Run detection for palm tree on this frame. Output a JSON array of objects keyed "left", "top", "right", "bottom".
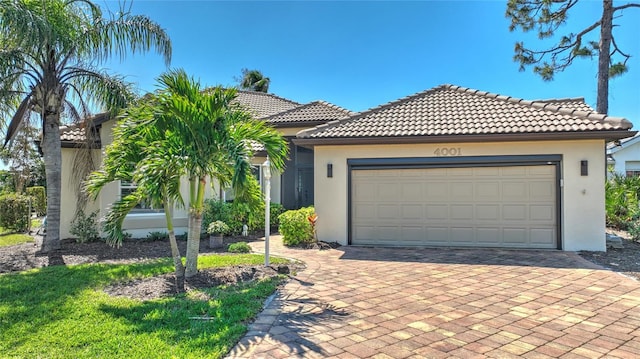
[
  {"left": 239, "top": 68, "right": 270, "bottom": 93},
  {"left": 86, "top": 101, "right": 187, "bottom": 290},
  {"left": 88, "top": 69, "right": 289, "bottom": 278},
  {"left": 0, "top": 0, "right": 171, "bottom": 253}
]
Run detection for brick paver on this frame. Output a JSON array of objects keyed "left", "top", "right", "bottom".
[{"left": 226, "top": 236, "right": 640, "bottom": 358}]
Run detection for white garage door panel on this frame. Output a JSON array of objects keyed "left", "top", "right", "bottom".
[{"left": 351, "top": 165, "right": 557, "bottom": 248}]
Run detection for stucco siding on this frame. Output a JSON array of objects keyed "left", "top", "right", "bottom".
[
  {"left": 60, "top": 147, "right": 101, "bottom": 238},
  {"left": 314, "top": 139, "right": 606, "bottom": 251},
  {"left": 610, "top": 141, "right": 640, "bottom": 175}
]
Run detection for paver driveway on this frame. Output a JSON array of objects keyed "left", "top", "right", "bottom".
[{"left": 227, "top": 236, "right": 640, "bottom": 358}]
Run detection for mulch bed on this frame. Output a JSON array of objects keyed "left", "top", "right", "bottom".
[
  {"left": 578, "top": 229, "right": 640, "bottom": 281},
  {"left": 0, "top": 235, "right": 304, "bottom": 300}
]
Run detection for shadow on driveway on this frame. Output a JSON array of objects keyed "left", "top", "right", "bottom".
[{"left": 336, "top": 245, "right": 603, "bottom": 270}]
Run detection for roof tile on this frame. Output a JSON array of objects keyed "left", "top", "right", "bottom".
[{"left": 298, "top": 84, "right": 632, "bottom": 139}]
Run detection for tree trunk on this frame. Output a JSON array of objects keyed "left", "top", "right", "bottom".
[
  {"left": 40, "top": 110, "right": 62, "bottom": 253},
  {"left": 597, "top": 0, "right": 613, "bottom": 115},
  {"left": 169, "top": 230, "right": 185, "bottom": 292},
  {"left": 185, "top": 177, "right": 206, "bottom": 277}
]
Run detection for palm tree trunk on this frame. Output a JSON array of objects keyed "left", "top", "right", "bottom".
[
  {"left": 165, "top": 203, "right": 185, "bottom": 292},
  {"left": 597, "top": 0, "right": 613, "bottom": 115},
  {"left": 40, "top": 111, "right": 62, "bottom": 253},
  {"left": 185, "top": 177, "right": 206, "bottom": 277}
]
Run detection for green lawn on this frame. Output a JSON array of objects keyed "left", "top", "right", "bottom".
[
  {"left": 0, "top": 254, "right": 288, "bottom": 358},
  {"left": 0, "top": 219, "right": 43, "bottom": 247}
]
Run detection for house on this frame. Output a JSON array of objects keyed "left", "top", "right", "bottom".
[
  {"left": 606, "top": 133, "right": 640, "bottom": 176},
  {"left": 295, "top": 84, "right": 635, "bottom": 251},
  {"left": 58, "top": 90, "right": 352, "bottom": 239}
]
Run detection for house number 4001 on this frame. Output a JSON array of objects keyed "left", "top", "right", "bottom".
[{"left": 434, "top": 147, "right": 462, "bottom": 156}]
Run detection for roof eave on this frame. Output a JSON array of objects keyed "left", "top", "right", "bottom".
[{"left": 294, "top": 131, "right": 637, "bottom": 148}]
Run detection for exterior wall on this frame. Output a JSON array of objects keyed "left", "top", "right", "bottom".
[
  {"left": 60, "top": 122, "right": 305, "bottom": 239},
  {"left": 278, "top": 127, "right": 309, "bottom": 137},
  {"left": 313, "top": 139, "right": 606, "bottom": 251},
  {"left": 59, "top": 147, "right": 101, "bottom": 238},
  {"left": 609, "top": 140, "right": 640, "bottom": 175}
]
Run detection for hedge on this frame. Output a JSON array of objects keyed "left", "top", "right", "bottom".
[{"left": 0, "top": 193, "right": 30, "bottom": 232}]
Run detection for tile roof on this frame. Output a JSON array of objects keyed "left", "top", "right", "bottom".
[
  {"left": 297, "top": 84, "right": 633, "bottom": 140},
  {"left": 233, "top": 90, "right": 301, "bottom": 119},
  {"left": 58, "top": 113, "right": 108, "bottom": 146},
  {"left": 262, "top": 100, "right": 354, "bottom": 126},
  {"left": 530, "top": 98, "right": 595, "bottom": 112}
]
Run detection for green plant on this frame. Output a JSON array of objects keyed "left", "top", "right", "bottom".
[
  {"left": 0, "top": 254, "right": 288, "bottom": 358},
  {"left": 146, "top": 231, "right": 169, "bottom": 241},
  {"left": 202, "top": 200, "right": 244, "bottom": 235},
  {"left": 69, "top": 210, "right": 100, "bottom": 243},
  {"left": 207, "top": 220, "right": 230, "bottom": 235},
  {"left": 26, "top": 186, "right": 46, "bottom": 216},
  {"left": 0, "top": 193, "right": 30, "bottom": 232},
  {"left": 278, "top": 206, "right": 315, "bottom": 246},
  {"left": 605, "top": 174, "right": 640, "bottom": 229},
  {"left": 227, "top": 241, "right": 251, "bottom": 253}
]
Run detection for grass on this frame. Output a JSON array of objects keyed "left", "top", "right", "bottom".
[
  {"left": 0, "top": 232, "right": 34, "bottom": 247},
  {"left": 0, "top": 218, "right": 43, "bottom": 247},
  {"left": 0, "top": 253, "right": 289, "bottom": 358}
]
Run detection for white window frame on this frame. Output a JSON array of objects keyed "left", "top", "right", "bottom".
[{"left": 119, "top": 180, "right": 165, "bottom": 213}]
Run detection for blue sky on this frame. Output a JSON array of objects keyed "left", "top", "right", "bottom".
[{"left": 102, "top": 0, "right": 640, "bottom": 126}]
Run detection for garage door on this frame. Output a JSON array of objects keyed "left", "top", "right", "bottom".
[{"left": 351, "top": 165, "right": 557, "bottom": 249}]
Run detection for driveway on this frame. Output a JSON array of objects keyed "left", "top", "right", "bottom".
[{"left": 227, "top": 236, "right": 640, "bottom": 358}]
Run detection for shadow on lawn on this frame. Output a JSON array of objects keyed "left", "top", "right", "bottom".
[
  {"left": 97, "top": 277, "right": 282, "bottom": 357},
  {"left": 0, "top": 259, "right": 171, "bottom": 354}
]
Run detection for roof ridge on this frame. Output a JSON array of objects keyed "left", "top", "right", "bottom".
[
  {"left": 311, "top": 100, "right": 356, "bottom": 115},
  {"left": 261, "top": 102, "right": 315, "bottom": 121},
  {"left": 447, "top": 84, "right": 632, "bottom": 129},
  {"left": 235, "top": 89, "right": 301, "bottom": 106},
  {"left": 532, "top": 97, "right": 586, "bottom": 103},
  {"left": 298, "top": 85, "right": 448, "bottom": 138}
]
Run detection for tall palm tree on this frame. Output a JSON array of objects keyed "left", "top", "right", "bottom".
[
  {"left": 0, "top": 0, "right": 171, "bottom": 253},
  {"left": 239, "top": 68, "right": 270, "bottom": 93},
  {"left": 88, "top": 69, "right": 289, "bottom": 278}
]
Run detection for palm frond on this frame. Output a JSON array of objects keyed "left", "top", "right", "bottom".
[
  {"left": 84, "top": 12, "right": 171, "bottom": 65},
  {"left": 102, "top": 192, "right": 142, "bottom": 247},
  {"left": 3, "top": 94, "right": 33, "bottom": 148}
]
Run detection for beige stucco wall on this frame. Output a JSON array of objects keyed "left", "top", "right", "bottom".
[
  {"left": 280, "top": 127, "right": 309, "bottom": 137},
  {"left": 313, "top": 139, "right": 606, "bottom": 251},
  {"left": 59, "top": 147, "right": 101, "bottom": 238}
]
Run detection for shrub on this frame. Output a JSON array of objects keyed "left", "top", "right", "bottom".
[
  {"left": 202, "top": 199, "right": 282, "bottom": 235},
  {"left": 207, "top": 220, "right": 230, "bottom": 235},
  {"left": 26, "top": 186, "right": 46, "bottom": 216},
  {"left": 250, "top": 203, "right": 286, "bottom": 232},
  {"left": 278, "top": 206, "right": 315, "bottom": 246},
  {"left": 605, "top": 174, "right": 640, "bottom": 229},
  {"left": 0, "top": 193, "right": 30, "bottom": 232},
  {"left": 146, "top": 231, "right": 169, "bottom": 241},
  {"left": 70, "top": 210, "right": 100, "bottom": 243},
  {"left": 227, "top": 241, "right": 251, "bottom": 253},
  {"left": 202, "top": 199, "right": 243, "bottom": 235}
]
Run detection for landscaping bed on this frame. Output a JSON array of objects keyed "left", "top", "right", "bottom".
[{"left": 579, "top": 229, "right": 640, "bottom": 281}]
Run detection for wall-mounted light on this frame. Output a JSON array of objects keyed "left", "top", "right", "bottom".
[
  {"left": 581, "top": 160, "right": 588, "bottom": 176},
  {"left": 327, "top": 163, "right": 333, "bottom": 178}
]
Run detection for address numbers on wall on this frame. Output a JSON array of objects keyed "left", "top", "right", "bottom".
[{"left": 433, "top": 147, "right": 462, "bottom": 156}]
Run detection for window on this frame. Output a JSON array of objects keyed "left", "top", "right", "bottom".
[
  {"left": 120, "top": 181, "right": 164, "bottom": 213},
  {"left": 625, "top": 161, "right": 640, "bottom": 177}
]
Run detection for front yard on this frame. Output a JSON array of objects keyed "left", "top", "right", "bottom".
[{"left": 0, "top": 238, "right": 294, "bottom": 359}]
